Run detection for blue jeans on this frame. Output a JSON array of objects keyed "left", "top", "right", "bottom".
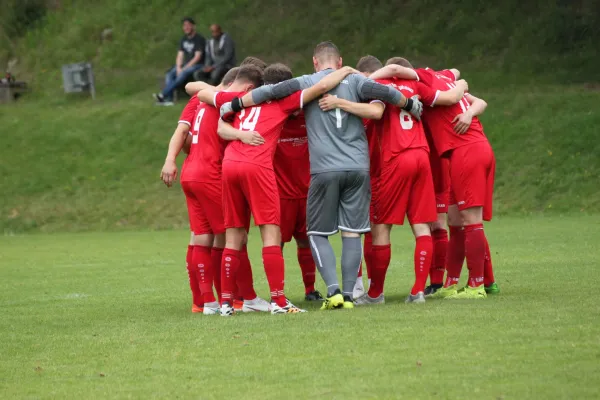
[{"left": 162, "top": 64, "right": 203, "bottom": 100}]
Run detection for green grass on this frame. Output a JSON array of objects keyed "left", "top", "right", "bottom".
[{"left": 1, "top": 216, "right": 600, "bottom": 399}]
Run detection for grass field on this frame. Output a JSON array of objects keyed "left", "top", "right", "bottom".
[{"left": 2, "top": 215, "right": 599, "bottom": 399}]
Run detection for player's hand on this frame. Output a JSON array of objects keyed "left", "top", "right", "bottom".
[
  {"left": 238, "top": 130, "right": 265, "bottom": 146},
  {"left": 160, "top": 160, "right": 178, "bottom": 187},
  {"left": 405, "top": 95, "right": 423, "bottom": 121},
  {"left": 220, "top": 102, "right": 235, "bottom": 122},
  {"left": 342, "top": 66, "right": 360, "bottom": 76},
  {"left": 318, "top": 94, "right": 341, "bottom": 111},
  {"left": 452, "top": 112, "right": 473, "bottom": 134},
  {"left": 455, "top": 79, "right": 469, "bottom": 92}
]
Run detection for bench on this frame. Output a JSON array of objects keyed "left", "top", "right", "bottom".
[{"left": 0, "top": 81, "right": 28, "bottom": 103}]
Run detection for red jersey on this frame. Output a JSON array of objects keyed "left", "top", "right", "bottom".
[
  {"left": 218, "top": 91, "right": 303, "bottom": 170},
  {"left": 373, "top": 78, "right": 437, "bottom": 162},
  {"left": 364, "top": 117, "right": 381, "bottom": 178},
  {"left": 178, "top": 96, "right": 199, "bottom": 127},
  {"left": 416, "top": 68, "right": 488, "bottom": 156},
  {"left": 274, "top": 112, "right": 310, "bottom": 199},
  {"left": 181, "top": 92, "right": 241, "bottom": 183}
]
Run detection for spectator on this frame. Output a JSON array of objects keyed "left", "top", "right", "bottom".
[
  {"left": 193, "top": 24, "right": 236, "bottom": 85},
  {"left": 154, "top": 17, "right": 205, "bottom": 105}
]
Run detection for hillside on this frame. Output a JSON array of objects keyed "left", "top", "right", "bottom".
[{"left": 0, "top": 0, "right": 599, "bottom": 233}]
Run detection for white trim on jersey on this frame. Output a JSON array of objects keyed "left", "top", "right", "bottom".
[
  {"left": 307, "top": 229, "right": 339, "bottom": 236},
  {"left": 338, "top": 226, "right": 371, "bottom": 233},
  {"left": 300, "top": 90, "right": 305, "bottom": 109},
  {"left": 178, "top": 120, "right": 191, "bottom": 126},
  {"left": 212, "top": 92, "right": 219, "bottom": 107},
  {"left": 431, "top": 90, "right": 441, "bottom": 107}
]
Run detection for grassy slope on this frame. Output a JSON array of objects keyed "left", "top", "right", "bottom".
[
  {"left": 1, "top": 0, "right": 599, "bottom": 233},
  {"left": 1, "top": 216, "right": 600, "bottom": 399}
]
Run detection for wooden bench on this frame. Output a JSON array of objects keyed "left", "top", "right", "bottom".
[{"left": 0, "top": 81, "right": 28, "bottom": 103}]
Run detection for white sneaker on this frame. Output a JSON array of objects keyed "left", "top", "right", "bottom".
[
  {"left": 220, "top": 303, "right": 234, "bottom": 317},
  {"left": 353, "top": 277, "right": 365, "bottom": 299},
  {"left": 405, "top": 292, "right": 426, "bottom": 304},
  {"left": 353, "top": 293, "right": 385, "bottom": 306},
  {"left": 242, "top": 297, "right": 272, "bottom": 313},
  {"left": 203, "top": 301, "right": 220, "bottom": 315},
  {"left": 271, "top": 299, "right": 307, "bottom": 314}
]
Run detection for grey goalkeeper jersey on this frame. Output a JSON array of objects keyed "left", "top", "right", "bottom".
[{"left": 294, "top": 69, "right": 373, "bottom": 174}]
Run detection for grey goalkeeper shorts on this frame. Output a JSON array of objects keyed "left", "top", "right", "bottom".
[{"left": 307, "top": 170, "right": 371, "bottom": 236}]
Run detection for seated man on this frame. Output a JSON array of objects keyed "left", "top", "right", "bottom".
[
  {"left": 193, "top": 24, "right": 236, "bottom": 85},
  {"left": 154, "top": 17, "right": 205, "bottom": 105}
]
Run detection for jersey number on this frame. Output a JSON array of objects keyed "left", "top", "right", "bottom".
[
  {"left": 238, "top": 107, "right": 262, "bottom": 131},
  {"left": 446, "top": 82, "right": 470, "bottom": 113},
  {"left": 192, "top": 108, "right": 206, "bottom": 144},
  {"left": 399, "top": 110, "right": 414, "bottom": 130},
  {"left": 333, "top": 95, "right": 343, "bottom": 128}
]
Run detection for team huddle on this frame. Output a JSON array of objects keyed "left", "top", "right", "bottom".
[{"left": 160, "top": 41, "right": 499, "bottom": 316}]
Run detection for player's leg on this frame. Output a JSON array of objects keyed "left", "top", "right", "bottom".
[
  {"left": 307, "top": 172, "right": 343, "bottom": 310},
  {"left": 447, "top": 142, "right": 494, "bottom": 299},
  {"left": 405, "top": 151, "right": 438, "bottom": 303},
  {"left": 426, "top": 213, "right": 448, "bottom": 295},
  {"left": 338, "top": 170, "right": 372, "bottom": 307},
  {"left": 483, "top": 153, "right": 499, "bottom": 294},
  {"left": 219, "top": 161, "right": 250, "bottom": 315},
  {"left": 181, "top": 182, "right": 207, "bottom": 312},
  {"left": 356, "top": 222, "right": 391, "bottom": 305},
  {"left": 246, "top": 164, "right": 304, "bottom": 314},
  {"left": 294, "top": 198, "right": 322, "bottom": 301}
]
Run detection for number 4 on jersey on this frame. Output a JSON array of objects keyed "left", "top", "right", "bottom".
[
  {"left": 238, "top": 107, "right": 261, "bottom": 131},
  {"left": 192, "top": 108, "right": 206, "bottom": 144}
]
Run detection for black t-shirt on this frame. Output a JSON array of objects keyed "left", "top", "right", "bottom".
[{"left": 179, "top": 33, "right": 206, "bottom": 65}]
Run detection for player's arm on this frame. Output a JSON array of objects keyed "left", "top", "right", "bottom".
[
  {"left": 452, "top": 93, "right": 487, "bottom": 134},
  {"left": 432, "top": 79, "right": 469, "bottom": 106},
  {"left": 160, "top": 123, "right": 189, "bottom": 187},
  {"left": 299, "top": 66, "right": 360, "bottom": 104},
  {"left": 355, "top": 75, "right": 422, "bottom": 120},
  {"left": 368, "top": 65, "right": 418, "bottom": 81},
  {"left": 217, "top": 119, "right": 265, "bottom": 146},
  {"left": 318, "top": 95, "right": 385, "bottom": 120},
  {"left": 185, "top": 81, "right": 216, "bottom": 97},
  {"left": 182, "top": 133, "right": 192, "bottom": 154}
]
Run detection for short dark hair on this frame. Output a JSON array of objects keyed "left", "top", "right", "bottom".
[
  {"left": 385, "top": 57, "right": 413, "bottom": 68},
  {"left": 181, "top": 17, "right": 195, "bottom": 25},
  {"left": 240, "top": 56, "right": 268, "bottom": 72},
  {"left": 356, "top": 55, "right": 383, "bottom": 74},
  {"left": 313, "top": 41, "right": 341, "bottom": 63},
  {"left": 263, "top": 63, "right": 293, "bottom": 85},
  {"left": 221, "top": 67, "right": 239, "bottom": 86},
  {"left": 235, "top": 64, "right": 264, "bottom": 88}
]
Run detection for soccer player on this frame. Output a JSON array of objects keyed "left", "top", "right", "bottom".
[
  {"left": 275, "top": 111, "right": 323, "bottom": 301},
  {"left": 223, "top": 42, "right": 424, "bottom": 309},
  {"left": 239, "top": 56, "right": 268, "bottom": 71},
  {"left": 372, "top": 60, "right": 497, "bottom": 299},
  {"left": 209, "top": 63, "right": 356, "bottom": 315},
  {"left": 321, "top": 55, "right": 467, "bottom": 303}
]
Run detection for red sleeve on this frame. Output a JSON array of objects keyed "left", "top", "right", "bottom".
[
  {"left": 278, "top": 90, "right": 303, "bottom": 114},
  {"left": 437, "top": 69, "right": 457, "bottom": 82},
  {"left": 214, "top": 91, "right": 245, "bottom": 108},
  {"left": 178, "top": 96, "right": 199, "bottom": 126},
  {"left": 415, "top": 82, "right": 439, "bottom": 107},
  {"left": 415, "top": 68, "right": 436, "bottom": 87}
]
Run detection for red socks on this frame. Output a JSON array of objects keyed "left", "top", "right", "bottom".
[
  {"left": 262, "top": 246, "right": 287, "bottom": 307},
  {"left": 220, "top": 248, "right": 240, "bottom": 305},
  {"left": 483, "top": 236, "right": 495, "bottom": 286},
  {"left": 412, "top": 236, "right": 433, "bottom": 295},
  {"left": 367, "top": 244, "right": 391, "bottom": 298},
  {"left": 430, "top": 229, "right": 448, "bottom": 286},
  {"left": 186, "top": 245, "right": 203, "bottom": 307},
  {"left": 237, "top": 246, "right": 257, "bottom": 300},
  {"left": 297, "top": 247, "right": 316, "bottom": 294},
  {"left": 464, "top": 224, "right": 485, "bottom": 287},
  {"left": 211, "top": 247, "right": 224, "bottom": 302},
  {"left": 444, "top": 226, "right": 465, "bottom": 287},
  {"left": 193, "top": 245, "right": 216, "bottom": 303},
  {"left": 363, "top": 232, "right": 373, "bottom": 280}
]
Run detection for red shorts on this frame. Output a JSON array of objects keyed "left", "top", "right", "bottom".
[
  {"left": 429, "top": 150, "right": 451, "bottom": 214},
  {"left": 373, "top": 148, "right": 437, "bottom": 225},
  {"left": 449, "top": 141, "right": 495, "bottom": 221},
  {"left": 181, "top": 181, "right": 225, "bottom": 235},
  {"left": 222, "top": 161, "right": 280, "bottom": 228},
  {"left": 280, "top": 198, "right": 308, "bottom": 243}
]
